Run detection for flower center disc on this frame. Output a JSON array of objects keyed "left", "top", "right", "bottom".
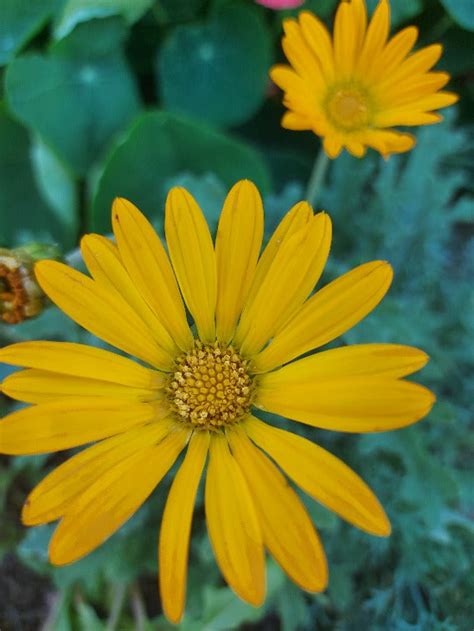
[
  {"left": 326, "top": 87, "right": 371, "bottom": 132},
  {"left": 167, "top": 342, "right": 254, "bottom": 430}
]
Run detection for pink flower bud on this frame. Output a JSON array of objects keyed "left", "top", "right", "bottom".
[{"left": 255, "top": 0, "right": 304, "bottom": 9}]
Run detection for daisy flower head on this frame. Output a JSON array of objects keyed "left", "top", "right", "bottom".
[
  {"left": 271, "top": 0, "right": 458, "bottom": 158},
  {"left": 0, "top": 181, "right": 435, "bottom": 622}
]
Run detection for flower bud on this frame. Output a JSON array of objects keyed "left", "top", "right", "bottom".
[{"left": 0, "top": 244, "right": 59, "bottom": 324}]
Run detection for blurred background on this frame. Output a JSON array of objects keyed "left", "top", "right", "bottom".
[{"left": 0, "top": 0, "right": 473, "bottom": 629}]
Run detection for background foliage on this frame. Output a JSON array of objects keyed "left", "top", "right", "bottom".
[{"left": 0, "top": 0, "right": 473, "bottom": 629}]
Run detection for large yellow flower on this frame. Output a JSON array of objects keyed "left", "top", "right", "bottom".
[
  {"left": 271, "top": 0, "right": 458, "bottom": 158},
  {"left": 0, "top": 181, "right": 434, "bottom": 622}
]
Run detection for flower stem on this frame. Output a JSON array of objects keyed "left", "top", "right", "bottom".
[
  {"left": 130, "top": 582, "right": 147, "bottom": 631},
  {"left": 305, "top": 148, "right": 330, "bottom": 207},
  {"left": 106, "top": 582, "right": 127, "bottom": 631}
]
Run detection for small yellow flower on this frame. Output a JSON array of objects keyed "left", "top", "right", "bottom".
[
  {"left": 271, "top": 0, "right": 458, "bottom": 158},
  {"left": 0, "top": 181, "right": 434, "bottom": 622}
]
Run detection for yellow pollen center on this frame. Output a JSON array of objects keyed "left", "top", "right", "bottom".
[
  {"left": 167, "top": 342, "right": 254, "bottom": 430},
  {"left": 326, "top": 87, "right": 371, "bottom": 132}
]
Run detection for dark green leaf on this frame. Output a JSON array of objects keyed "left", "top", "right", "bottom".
[
  {"left": 0, "top": 104, "right": 74, "bottom": 247},
  {"left": 54, "top": 0, "right": 154, "bottom": 40},
  {"left": 91, "top": 110, "right": 271, "bottom": 232},
  {"left": 158, "top": 5, "right": 272, "bottom": 126},
  {"left": 439, "top": 0, "right": 474, "bottom": 31},
  {"left": 0, "top": 0, "right": 56, "bottom": 66},
  {"left": 5, "top": 18, "right": 140, "bottom": 176}
]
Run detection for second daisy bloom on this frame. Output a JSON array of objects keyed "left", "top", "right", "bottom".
[{"left": 271, "top": 0, "right": 458, "bottom": 158}]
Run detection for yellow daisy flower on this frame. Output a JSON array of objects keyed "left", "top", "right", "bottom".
[
  {"left": 0, "top": 181, "right": 434, "bottom": 622},
  {"left": 271, "top": 0, "right": 458, "bottom": 158}
]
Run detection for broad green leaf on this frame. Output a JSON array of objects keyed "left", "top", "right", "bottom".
[
  {"left": 439, "top": 0, "right": 474, "bottom": 31},
  {"left": 0, "top": 105, "right": 73, "bottom": 247},
  {"left": 54, "top": 0, "right": 154, "bottom": 39},
  {"left": 158, "top": 5, "right": 272, "bottom": 126},
  {"left": 91, "top": 111, "right": 271, "bottom": 232},
  {"left": 5, "top": 18, "right": 140, "bottom": 176},
  {"left": 0, "top": 0, "right": 56, "bottom": 66}
]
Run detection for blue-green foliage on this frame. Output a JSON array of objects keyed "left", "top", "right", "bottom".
[{"left": 0, "top": 0, "right": 472, "bottom": 629}]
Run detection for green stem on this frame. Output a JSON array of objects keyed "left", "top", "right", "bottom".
[
  {"left": 130, "top": 583, "right": 147, "bottom": 631},
  {"left": 106, "top": 583, "right": 127, "bottom": 631},
  {"left": 305, "top": 148, "right": 330, "bottom": 207}
]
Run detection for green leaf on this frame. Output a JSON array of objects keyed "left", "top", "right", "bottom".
[
  {"left": 31, "top": 136, "right": 78, "bottom": 237},
  {"left": 5, "top": 18, "right": 140, "bottom": 176},
  {"left": 439, "top": 0, "right": 474, "bottom": 31},
  {"left": 439, "top": 27, "right": 474, "bottom": 75},
  {"left": 158, "top": 5, "right": 272, "bottom": 126},
  {"left": 91, "top": 110, "right": 271, "bottom": 233},
  {"left": 54, "top": 0, "right": 154, "bottom": 40},
  {"left": 0, "top": 104, "right": 73, "bottom": 247},
  {"left": 275, "top": 582, "right": 311, "bottom": 631},
  {"left": 75, "top": 600, "right": 107, "bottom": 631},
  {"left": 0, "top": 0, "right": 56, "bottom": 66}
]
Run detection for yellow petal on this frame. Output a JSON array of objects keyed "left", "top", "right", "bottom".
[
  {"left": 360, "top": 129, "right": 416, "bottom": 157},
  {"left": 81, "top": 234, "right": 177, "bottom": 354},
  {"left": 165, "top": 188, "right": 217, "bottom": 343},
  {"left": 282, "top": 20, "right": 325, "bottom": 90},
  {"left": 357, "top": 0, "right": 390, "bottom": 76},
  {"left": 112, "top": 198, "right": 193, "bottom": 351},
  {"left": 205, "top": 433, "right": 265, "bottom": 606},
  {"left": 22, "top": 421, "right": 171, "bottom": 526},
  {"left": 333, "top": 1, "right": 356, "bottom": 79},
  {"left": 376, "top": 111, "right": 443, "bottom": 128},
  {"left": 391, "top": 91, "right": 458, "bottom": 113},
  {"left": 350, "top": 0, "right": 368, "bottom": 54},
  {"left": 380, "top": 72, "right": 451, "bottom": 108},
  {"left": 0, "top": 398, "right": 163, "bottom": 455},
  {"left": 372, "top": 25, "right": 418, "bottom": 80},
  {"left": 245, "top": 417, "right": 391, "bottom": 536},
  {"left": 49, "top": 427, "right": 188, "bottom": 565},
  {"left": 298, "top": 11, "right": 335, "bottom": 81},
  {"left": 270, "top": 65, "right": 314, "bottom": 103},
  {"left": 263, "top": 344, "right": 429, "bottom": 385},
  {"left": 0, "top": 341, "right": 161, "bottom": 389},
  {"left": 253, "top": 261, "right": 393, "bottom": 372},
  {"left": 380, "top": 44, "right": 443, "bottom": 89},
  {"left": 281, "top": 111, "right": 312, "bottom": 130},
  {"left": 35, "top": 261, "right": 173, "bottom": 370},
  {"left": 1, "top": 368, "right": 164, "bottom": 404},
  {"left": 255, "top": 376, "right": 435, "bottom": 432},
  {"left": 227, "top": 426, "right": 327, "bottom": 592},
  {"left": 235, "top": 213, "right": 331, "bottom": 357},
  {"left": 215, "top": 181, "right": 264, "bottom": 344},
  {"left": 159, "top": 430, "right": 210, "bottom": 623},
  {"left": 323, "top": 135, "right": 343, "bottom": 158},
  {"left": 243, "top": 200, "right": 312, "bottom": 310}
]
